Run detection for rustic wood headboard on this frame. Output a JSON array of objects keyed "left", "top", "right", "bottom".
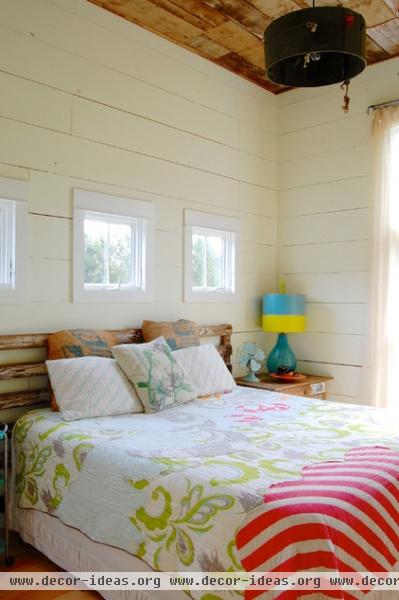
[{"left": 0, "top": 324, "right": 232, "bottom": 411}]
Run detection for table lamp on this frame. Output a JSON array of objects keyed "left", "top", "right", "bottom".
[{"left": 262, "top": 289, "right": 306, "bottom": 373}]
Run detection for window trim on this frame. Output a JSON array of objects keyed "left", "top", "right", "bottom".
[
  {"left": 0, "top": 177, "right": 28, "bottom": 305},
  {"left": 184, "top": 209, "right": 240, "bottom": 303},
  {"left": 73, "top": 189, "right": 154, "bottom": 303}
]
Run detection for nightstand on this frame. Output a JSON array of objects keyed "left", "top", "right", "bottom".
[{"left": 235, "top": 374, "right": 333, "bottom": 400}]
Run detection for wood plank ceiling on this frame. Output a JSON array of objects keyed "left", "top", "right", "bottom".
[{"left": 88, "top": 0, "right": 399, "bottom": 93}]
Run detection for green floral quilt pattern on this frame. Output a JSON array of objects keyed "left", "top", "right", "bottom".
[{"left": 13, "top": 388, "right": 399, "bottom": 600}]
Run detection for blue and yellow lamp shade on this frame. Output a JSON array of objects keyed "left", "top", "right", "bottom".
[
  {"left": 262, "top": 294, "right": 306, "bottom": 333},
  {"left": 262, "top": 294, "right": 306, "bottom": 373}
]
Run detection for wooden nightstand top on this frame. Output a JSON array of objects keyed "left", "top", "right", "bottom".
[{"left": 235, "top": 374, "right": 333, "bottom": 399}]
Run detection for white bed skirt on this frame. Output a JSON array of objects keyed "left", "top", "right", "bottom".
[
  {"left": 12, "top": 507, "right": 399, "bottom": 600},
  {"left": 13, "top": 507, "right": 188, "bottom": 600}
]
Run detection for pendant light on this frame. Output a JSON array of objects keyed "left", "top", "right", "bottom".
[{"left": 264, "top": 1, "right": 366, "bottom": 112}]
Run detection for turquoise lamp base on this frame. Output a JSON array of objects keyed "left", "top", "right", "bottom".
[{"left": 267, "top": 333, "right": 297, "bottom": 373}]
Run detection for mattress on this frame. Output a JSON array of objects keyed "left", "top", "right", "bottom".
[
  {"left": 13, "top": 506, "right": 186, "bottom": 600},
  {"left": 12, "top": 387, "right": 399, "bottom": 599}
]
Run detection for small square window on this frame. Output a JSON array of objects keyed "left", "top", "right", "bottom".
[
  {"left": 0, "top": 199, "right": 15, "bottom": 290},
  {"left": 83, "top": 213, "right": 144, "bottom": 291},
  {"left": 192, "top": 228, "right": 235, "bottom": 293},
  {"left": 184, "top": 210, "right": 239, "bottom": 303},
  {"left": 0, "top": 177, "right": 28, "bottom": 304},
  {"left": 73, "top": 190, "right": 153, "bottom": 303}
]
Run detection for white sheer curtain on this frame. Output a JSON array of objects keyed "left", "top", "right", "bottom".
[{"left": 369, "top": 106, "right": 399, "bottom": 409}]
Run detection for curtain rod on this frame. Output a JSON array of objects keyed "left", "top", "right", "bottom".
[{"left": 367, "top": 98, "right": 399, "bottom": 114}]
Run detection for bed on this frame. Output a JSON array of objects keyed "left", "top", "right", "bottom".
[{"left": 3, "top": 325, "right": 399, "bottom": 600}]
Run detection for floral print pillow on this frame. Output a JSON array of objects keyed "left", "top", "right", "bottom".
[{"left": 112, "top": 337, "right": 197, "bottom": 413}]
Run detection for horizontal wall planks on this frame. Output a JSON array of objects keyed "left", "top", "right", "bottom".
[
  {"left": 305, "top": 303, "right": 368, "bottom": 336},
  {"left": 25, "top": 171, "right": 277, "bottom": 228},
  {"left": 0, "top": 0, "right": 277, "bottom": 124},
  {"left": 241, "top": 213, "right": 277, "bottom": 245},
  {"left": 0, "top": 0, "right": 278, "bottom": 415},
  {"left": 278, "top": 114, "right": 369, "bottom": 163},
  {"left": 0, "top": 29, "right": 239, "bottom": 148},
  {"left": 0, "top": 116, "right": 277, "bottom": 205},
  {"left": 24, "top": 170, "right": 277, "bottom": 223},
  {"left": 29, "top": 214, "right": 72, "bottom": 261},
  {"left": 242, "top": 270, "right": 276, "bottom": 302},
  {"left": 280, "top": 209, "right": 369, "bottom": 246},
  {"left": 242, "top": 242, "right": 277, "bottom": 271},
  {"left": 238, "top": 182, "right": 277, "bottom": 218},
  {"left": 278, "top": 145, "right": 371, "bottom": 190},
  {"left": 239, "top": 121, "right": 276, "bottom": 161},
  {"left": 29, "top": 258, "right": 71, "bottom": 304},
  {"left": 72, "top": 96, "right": 274, "bottom": 185},
  {"left": 279, "top": 177, "right": 370, "bottom": 218},
  {"left": 283, "top": 273, "right": 368, "bottom": 304},
  {"left": 0, "top": 300, "right": 264, "bottom": 336},
  {"left": 2, "top": 0, "right": 232, "bottom": 114},
  {"left": 291, "top": 332, "right": 365, "bottom": 367},
  {"left": 281, "top": 241, "right": 369, "bottom": 274},
  {"left": 278, "top": 90, "right": 367, "bottom": 134},
  {"left": 0, "top": 118, "right": 241, "bottom": 203},
  {"left": 0, "top": 70, "right": 72, "bottom": 134}
]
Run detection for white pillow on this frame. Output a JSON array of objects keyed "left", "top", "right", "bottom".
[
  {"left": 112, "top": 337, "right": 197, "bottom": 413},
  {"left": 46, "top": 357, "right": 143, "bottom": 421},
  {"left": 174, "top": 343, "right": 236, "bottom": 397}
]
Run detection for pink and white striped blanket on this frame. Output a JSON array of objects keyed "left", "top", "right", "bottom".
[{"left": 236, "top": 446, "right": 399, "bottom": 600}]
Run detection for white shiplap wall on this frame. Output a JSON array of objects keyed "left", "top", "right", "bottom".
[
  {"left": 277, "top": 56, "right": 399, "bottom": 404},
  {"left": 3, "top": 0, "right": 397, "bottom": 411},
  {"left": 0, "top": 0, "right": 278, "bottom": 382}
]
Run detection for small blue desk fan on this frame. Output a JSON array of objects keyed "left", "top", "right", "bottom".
[{"left": 238, "top": 343, "right": 265, "bottom": 382}]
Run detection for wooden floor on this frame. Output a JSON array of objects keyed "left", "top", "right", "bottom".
[{"left": 0, "top": 533, "right": 101, "bottom": 599}]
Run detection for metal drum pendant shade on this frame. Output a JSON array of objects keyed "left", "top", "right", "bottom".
[{"left": 265, "top": 7, "right": 366, "bottom": 87}]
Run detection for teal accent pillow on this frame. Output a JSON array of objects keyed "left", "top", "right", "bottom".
[{"left": 112, "top": 337, "right": 197, "bottom": 413}]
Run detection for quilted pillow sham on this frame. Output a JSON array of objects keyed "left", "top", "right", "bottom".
[
  {"left": 48, "top": 329, "right": 118, "bottom": 411},
  {"left": 46, "top": 356, "right": 143, "bottom": 421},
  {"left": 112, "top": 336, "right": 197, "bottom": 413},
  {"left": 174, "top": 343, "right": 236, "bottom": 397}
]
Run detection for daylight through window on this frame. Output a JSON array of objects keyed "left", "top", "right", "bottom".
[
  {"left": 184, "top": 209, "right": 239, "bottom": 302},
  {"left": 390, "top": 124, "right": 399, "bottom": 232},
  {"left": 83, "top": 213, "right": 144, "bottom": 290},
  {"left": 192, "top": 227, "right": 235, "bottom": 293},
  {"left": 0, "top": 199, "right": 15, "bottom": 289}
]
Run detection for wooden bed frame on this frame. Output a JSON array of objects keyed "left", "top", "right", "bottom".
[{"left": 0, "top": 324, "right": 233, "bottom": 411}]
